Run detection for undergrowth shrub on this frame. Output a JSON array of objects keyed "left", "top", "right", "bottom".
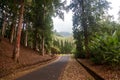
[{"left": 89, "top": 31, "right": 120, "bottom": 65}]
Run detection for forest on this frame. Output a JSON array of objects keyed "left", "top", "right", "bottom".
[
  {"left": 69, "top": 0, "right": 120, "bottom": 66},
  {"left": 0, "top": 0, "right": 73, "bottom": 62},
  {"left": 0, "top": 0, "right": 120, "bottom": 79}
]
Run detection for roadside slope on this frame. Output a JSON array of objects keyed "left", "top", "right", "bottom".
[{"left": 0, "top": 38, "right": 56, "bottom": 78}]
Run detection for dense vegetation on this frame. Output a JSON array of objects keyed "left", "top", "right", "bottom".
[
  {"left": 68, "top": 0, "right": 120, "bottom": 66},
  {"left": 0, "top": 0, "right": 66, "bottom": 62},
  {"left": 52, "top": 33, "right": 74, "bottom": 54},
  {"left": 0, "top": 0, "right": 120, "bottom": 66}
]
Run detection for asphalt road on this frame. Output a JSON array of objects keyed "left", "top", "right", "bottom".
[{"left": 16, "top": 55, "right": 70, "bottom": 80}]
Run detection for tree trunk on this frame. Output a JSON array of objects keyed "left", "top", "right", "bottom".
[
  {"left": 14, "top": 25, "right": 17, "bottom": 41},
  {"left": 2, "top": 20, "right": 7, "bottom": 37},
  {"left": 42, "top": 35, "right": 45, "bottom": 56},
  {"left": 83, "top": 24, "right": 90, "bottom": 58},
  {"left": 24, "top": 29, "right": 28, "bottom": 47},
  {"left": 2, "top": 13, "right": 7, "bottom": 37},
  {"left": 33, "top": 30, "right": 37, "bottom": 50},
  {"left": 24, "top": 22, "right": 28, "bottom": 47},
  {"left": 13, "top": 0, "right": 24, "bottom": 62},
  {"left": 10, "top": 0, "right": 17, "bottom": 43},
  {"left": 81, "top": 0, "right": 90, "bottom": 58},
  {"left": 10, "top": 23, "right": 15, "bottom": 43}
]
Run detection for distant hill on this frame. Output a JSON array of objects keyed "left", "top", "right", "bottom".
[
  {"left": 57, "top": 32, "right": 72, "bottom": 37},
  {"left": 53, "top": 31, "right": 74, "bottom": 43}
]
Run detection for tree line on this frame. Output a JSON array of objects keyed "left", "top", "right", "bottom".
[
  {"left": 0, "top": 0, "right": 65, "bottom": 62},
  {"left": 1, "top": 0, "right": 120, "bottom": 66},
  {"left": 69, "top": 0, "right": 120, "bottom": 65},
  {"left": 52, "top": 39, "right": 74, "bottom": 54}
]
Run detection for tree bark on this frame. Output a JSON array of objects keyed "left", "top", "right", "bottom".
[
  {"left": 24, "top": 29, "right": 28, "bottom": 47},
  {"left": 24, "top": 22, "right": 28, "bottom": 47},
  {"left": 10, "top": 0, "right": 17, "bottom": 43},
  {"left": 33, "top": 30, "right": 37, "bottom": 50},
  {"left": 13, "top": 0, "right": 24, "bottom": 62},
  {"left": 83, "top": 23, "right": 90, "bottom": 58},
  {"left": 42, "top": 35, "right": 45, "bottom": 56},
  {"left": 10, "top": 23, "right": 15, "bottom": 43},
  {"left": 2, "top": 20, "right": 7, "bottom": 37},
  {"left": 14, "top": 25, "right": 17, "bottom": 41},
  {"left": 81, "top": 0, "right": 90, "bottom": 58}
]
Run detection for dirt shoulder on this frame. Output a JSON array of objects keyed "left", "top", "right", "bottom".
[
  {"left": 78, "top": 59, "right": 120, "bottom": 80},
  {"left": 60, "top": 56, "right": 94, "bottom": 80}
]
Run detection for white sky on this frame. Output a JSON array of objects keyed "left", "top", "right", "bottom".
[
  {"left": 53, "top": 11, "right": 73, "bottom": 32},
  {"left": 53, "top": 0, "right": 120, "bottom": 33},
  {"left": 107, "top": 0, "right": 120, "bottom": 20}
]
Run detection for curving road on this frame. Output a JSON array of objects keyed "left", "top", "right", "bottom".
[{"left": 16, "top": 55, "right": 70, "bottom": 80}]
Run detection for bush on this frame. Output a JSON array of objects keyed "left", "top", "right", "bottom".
[
  {"left": 51, "top": 46, "right": 60, "bottom": 54},
  {"left": 89, "top": 31, "right": 120, "bottom": 65}
]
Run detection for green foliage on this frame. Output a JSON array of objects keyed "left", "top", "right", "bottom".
[
  {"left": 69, "top": 0, "right": 120, "bottom": 66},
  {"left": 68, "top": 0, "right": 110, "bottom": 58},
  {"left": 0, "top": 0, "right": 66, "bottom": 56},
  {"left": 51, "top": 46, "right": 60, "bottom": 54},
  {"left": 52, "top": 32, "right": 75, "bottom": 54},
  {"left": 89, "top": 30, "right": 120, "bottom": 65},
  {"left": 61, "top": 40, "right": 73, "bottom": 54},
  {"left": 52, "top": 38, "right": 74, "bottom": 54}
]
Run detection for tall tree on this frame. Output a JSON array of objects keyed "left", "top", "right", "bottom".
[
  {"left": 9, "top": 0, "right": 18, "bottom": 43},
  {"left": 32, "top": 0, "right": 65, "bottom": 55},
  {"left": 0, "top": 0, "right": 65, "bottom": 61},
  {"left": 1, "top": 1, "right": 8, "bottom": 37},
  {"left": 13, "top": 0, "right": 24, "bottom": 62},
  {"left": 69, "top": 0, "right": 109, "bottom": 58}
]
